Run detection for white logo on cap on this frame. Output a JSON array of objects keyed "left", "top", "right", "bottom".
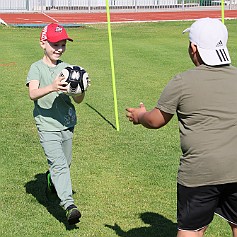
[{"left": 55, "top": 26, "right": 63, "bottom": 33}]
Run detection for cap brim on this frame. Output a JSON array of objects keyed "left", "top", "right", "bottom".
[
  {"left": 198, "top": 46, "right": 231, "bottom": 66},
  {"left": 48, "top": 37, "right": 73, "bottom": 43},
  {"left": 182, "top": 28, "right": 190, "bottom": 34}
]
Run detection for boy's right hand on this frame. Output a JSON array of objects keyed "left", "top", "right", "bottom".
[{"left": 52, "top": 75, "right": 68, "bottom": 92}]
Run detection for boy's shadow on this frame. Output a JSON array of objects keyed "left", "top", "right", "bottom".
[
  {"left": 24, "top": 173, "right": 78, "bottom": 230},
  {"left": 105, "top": 212, "right": 177, "bottom": 237}
]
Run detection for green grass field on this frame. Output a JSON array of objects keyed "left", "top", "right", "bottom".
[{"left": 1, "top": 20, "right": 237, "bottom": 237}]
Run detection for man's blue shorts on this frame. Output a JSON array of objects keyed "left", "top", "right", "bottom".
[{"left": 177, "top": 183, "right": 237, "bottom": 231}]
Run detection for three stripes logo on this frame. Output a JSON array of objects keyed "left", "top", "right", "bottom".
[{"left": 215, "top": 40, "right": 229, "bottom": 63}]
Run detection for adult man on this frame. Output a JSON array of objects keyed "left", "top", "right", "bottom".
[{"left": 126, "top": 18, "right": 237, "bottom": 237}]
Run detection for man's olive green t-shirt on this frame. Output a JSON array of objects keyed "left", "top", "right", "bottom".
[
  {"left": 157, "top": 64, "right": 237, "bottom": 187},
  {"left": 26, "top": 60, "right": 77, "bottom": 131}
]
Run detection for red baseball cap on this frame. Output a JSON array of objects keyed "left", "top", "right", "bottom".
[{"left": 40, "top": 23, "right": 73, "bottom": 43}]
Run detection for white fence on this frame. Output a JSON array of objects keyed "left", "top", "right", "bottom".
[{"left": 0, "top": 0, "right": 237, "bottom": 12}]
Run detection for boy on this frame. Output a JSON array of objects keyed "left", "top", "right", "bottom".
[
  {"left": 126, "top": 18, "right": 237, "bottom": 237},
  {"left": 26, "top": 23, "right": 84, "bottom": 225}
]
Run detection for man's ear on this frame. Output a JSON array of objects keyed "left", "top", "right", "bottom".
[{"left": 190, "top": 42, "right": 198, "bottom": 55}]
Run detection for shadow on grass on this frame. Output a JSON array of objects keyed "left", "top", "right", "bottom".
[
  {"left": 105, "top": 212, "right": 177, "bottom": 237},
  {"left": 24, "top": 173, "right": 79, "bottom": 230},
  {"left": 86, "top": 103, "right": 116, "bottom": 130}
]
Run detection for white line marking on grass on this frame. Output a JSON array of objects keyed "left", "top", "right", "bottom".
[
  {"left": 42, "top": 12, "right": 58, "bottom": 23},
  {"left": 0, "top": 18, "right": 8, "bottom": 26}
]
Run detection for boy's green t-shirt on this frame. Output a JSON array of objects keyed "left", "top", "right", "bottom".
[{"left": 26, "top": 60, "right": 77, "bottom": 131}]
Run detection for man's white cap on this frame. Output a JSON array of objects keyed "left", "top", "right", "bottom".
[{"left": 183, "top": 18, "right": 231, "bottom": 66}]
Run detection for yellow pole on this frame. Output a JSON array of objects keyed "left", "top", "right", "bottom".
[
  {"left": 106, "top": 0, "right": 120, "bottom": 131},
  {"left": 221, "top": 0, "right": 225, "bottom": 23}
]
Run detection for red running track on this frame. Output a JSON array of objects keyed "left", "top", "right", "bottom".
[{"left": 0, "top": 10, "right": 237, "bottom": 25}]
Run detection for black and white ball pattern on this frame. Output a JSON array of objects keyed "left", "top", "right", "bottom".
[{"left": 60, "top": 65, "right": 89, "bottom": 95}]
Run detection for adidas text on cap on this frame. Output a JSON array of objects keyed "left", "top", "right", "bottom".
[
  {"left": 40, "top": 23, "right": 73, "bottom": 43},
  {"left": 183, "top": 18, "right": 231, "bottom": 66}
]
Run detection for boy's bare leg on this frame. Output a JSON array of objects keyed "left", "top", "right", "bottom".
[
  {"left": 177, "top": 227, "right": 207, "bottom": 237},
  {"left": 229, "top": 223, "right": 237, "bottom": 237}
]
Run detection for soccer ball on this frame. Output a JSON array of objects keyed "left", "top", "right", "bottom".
[{"left": 60, "top": 65, "right": 89, "bottom": 95}]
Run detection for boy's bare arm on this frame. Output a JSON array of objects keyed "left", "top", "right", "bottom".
[
  {"left": 28, "top": 75, "right": 67, "bottom": 101},
  {"left": 126, "top": 103, "right": 173, "bottom": 129}
]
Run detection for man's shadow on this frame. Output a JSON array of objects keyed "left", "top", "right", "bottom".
[
  {"left": 24, "top": 173, "right": 78, "bottom": 230},
  {"left": 105, "top": 212, "right": 177, "bottom": 237}
]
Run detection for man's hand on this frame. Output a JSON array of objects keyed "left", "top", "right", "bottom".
[
  {"left": 126, "top": 104, "right": 173, "bottom": 129},
  {"left": 126, "top": 102, "right": 147, "bottom": 125}
]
